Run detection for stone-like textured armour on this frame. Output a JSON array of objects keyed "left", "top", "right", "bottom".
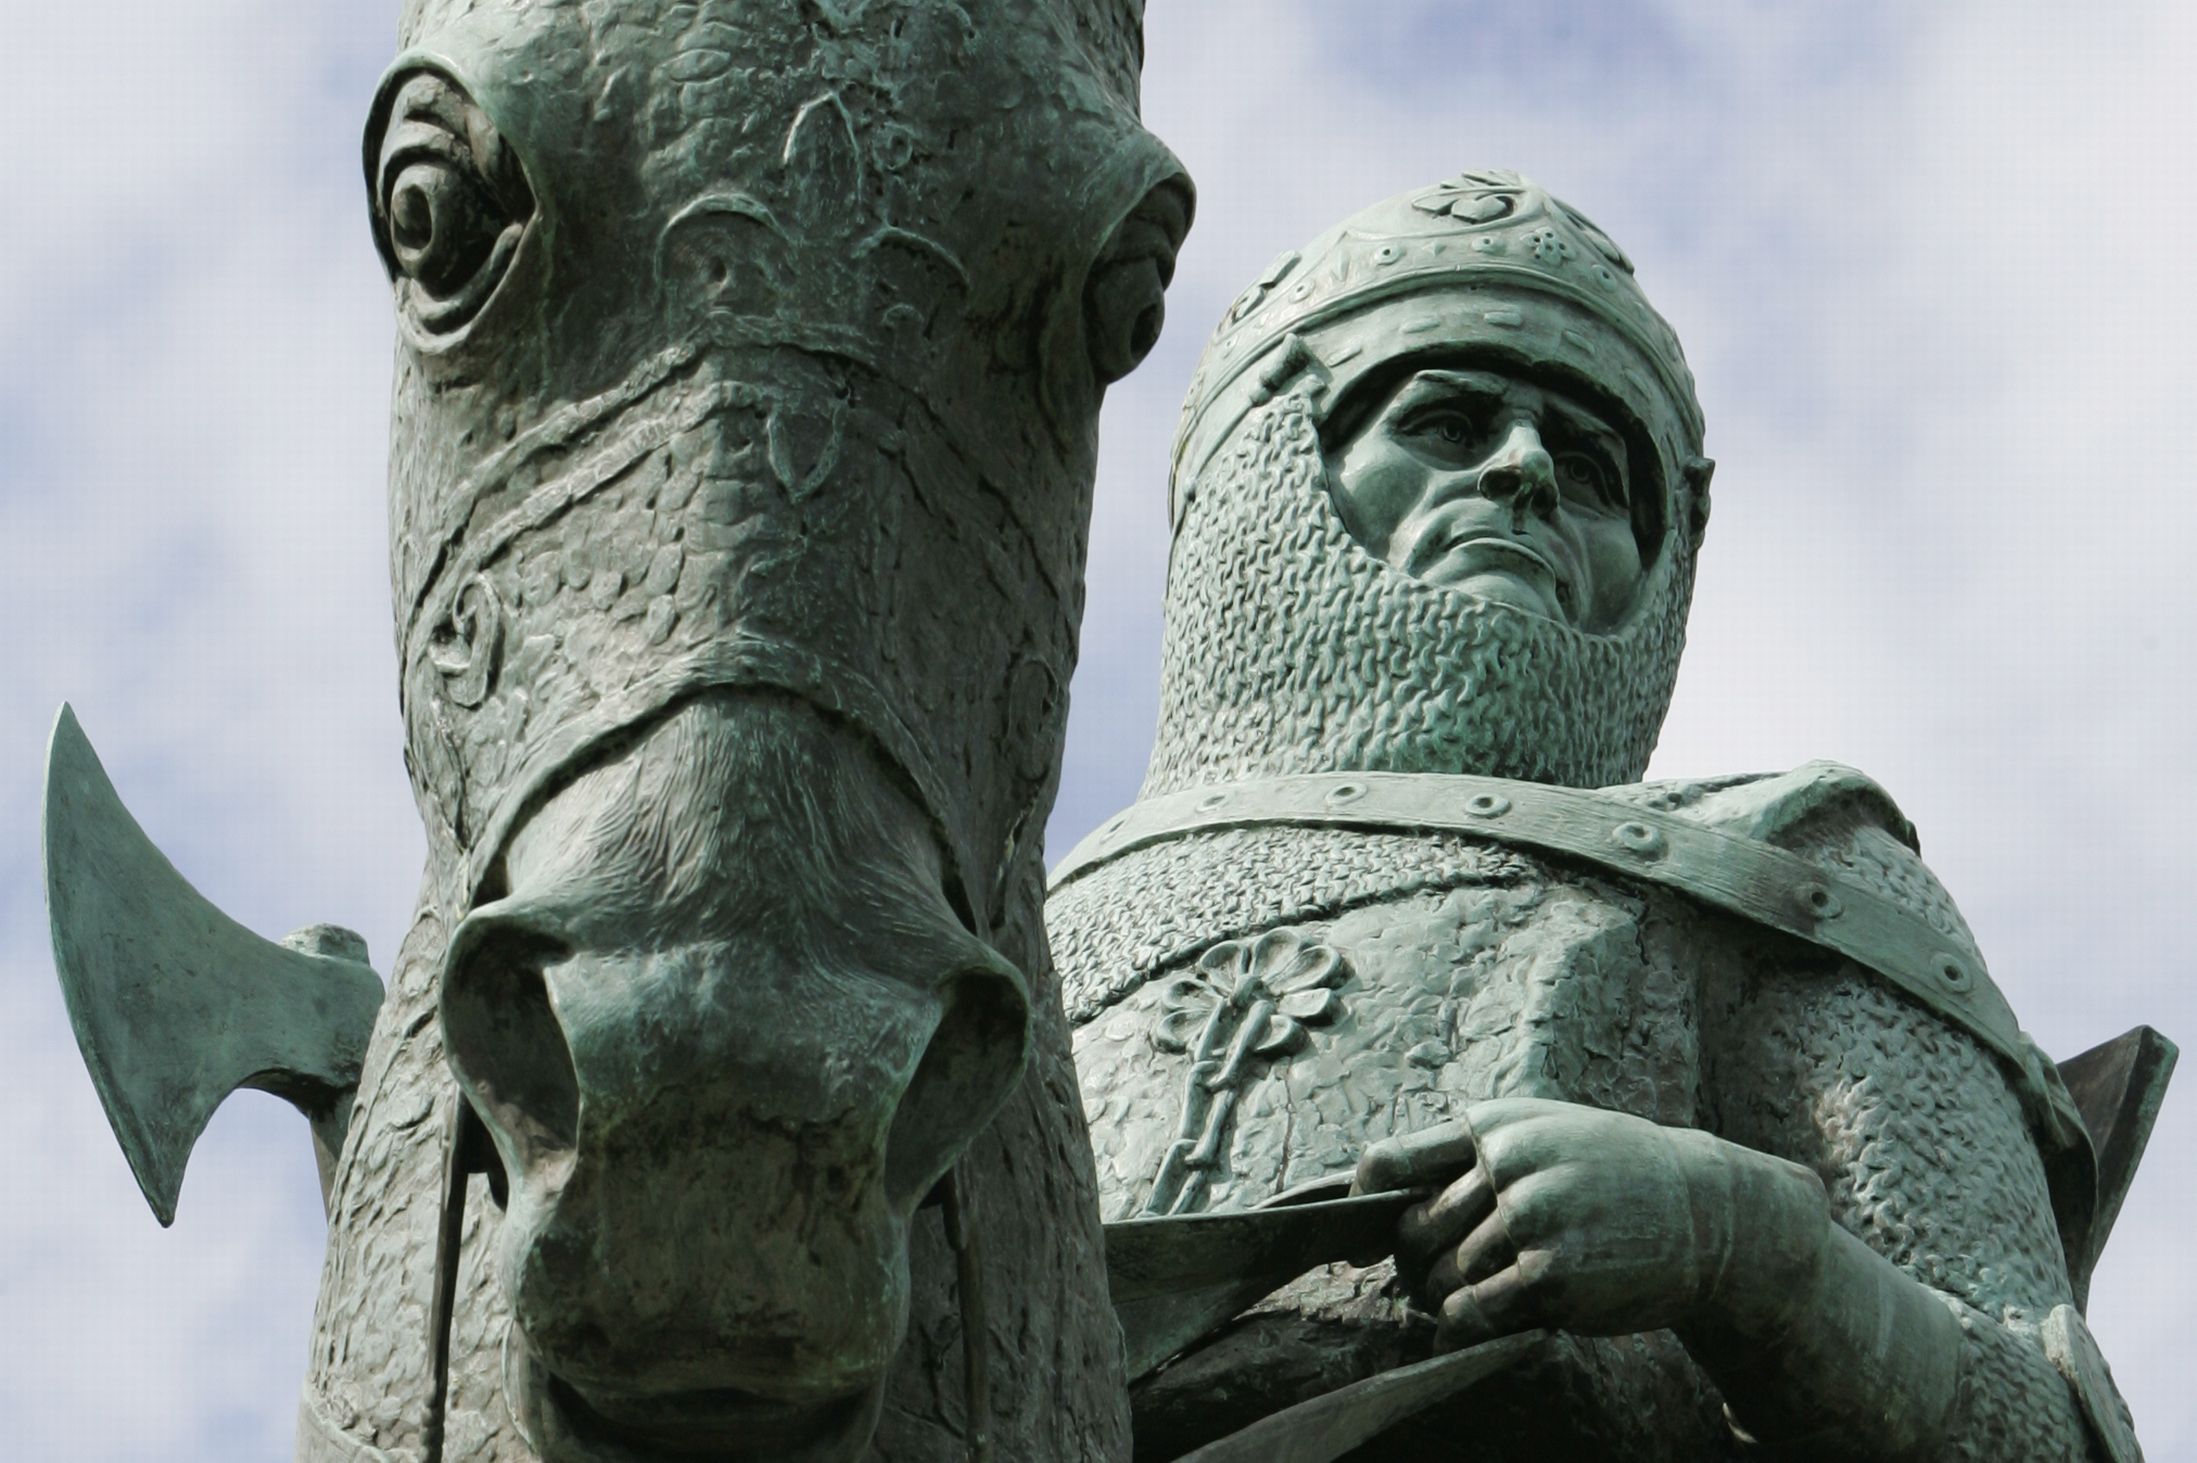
[
  {"left": 300, "top": 892, "right": 456, "bottom": 1457},
  {"left": 1707, "top": 961, "right": 2132, "bottom": 1462},
  {"left": 1056, "top": 768, "right": 2135, "bottom": 1460},
  {"left": 1144, "top": 171, "right": 1710, "bottom": 800},
  {"left": 1063, "top": 167, "right": 2135, "bottom": 1461}
]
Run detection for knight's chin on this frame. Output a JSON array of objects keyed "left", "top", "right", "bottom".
[{"left": 508, "top": 1329, "right": 889, "bottom": 1463}]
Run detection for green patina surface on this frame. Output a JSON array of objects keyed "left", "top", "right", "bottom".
[
  {"left": 36, "top": 20, "right": 2175, "bottom": 1463},
  {"left": 1054, "top": 172, "right": 2160, "bottom": 1463}
]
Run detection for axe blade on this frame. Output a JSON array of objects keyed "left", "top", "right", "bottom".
[{"left": 42, "top": 704, "right": 385, "bottom": 1226}]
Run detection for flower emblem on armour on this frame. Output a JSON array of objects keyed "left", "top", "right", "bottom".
[{"left": 1142, "top": 929, "right": 1349, "bottom": 1215}]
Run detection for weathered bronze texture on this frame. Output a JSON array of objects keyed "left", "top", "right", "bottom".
[
  {"left": 46, "top": 3, "right": 1191, "bottom": 1461},
  {"left": 1057, "top": 172, "right": 2163, "bottom": 1461},
  {"left": 328, "top": 4, "right": 1187, "bottom": 1458},
  {"left": 32, "top": 15, "right": 2175, "bottom": 1463}
]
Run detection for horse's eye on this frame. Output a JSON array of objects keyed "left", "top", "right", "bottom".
[
  {"left": 369, "top": 71, "right": 533, "bottom": 342},
  {"left": 387, "top": 157, "right": 503, "bottom": 294}
]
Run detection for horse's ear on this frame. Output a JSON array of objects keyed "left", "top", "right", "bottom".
[{"left": 395, "top": 0, "right": 459, "bottom": 48}]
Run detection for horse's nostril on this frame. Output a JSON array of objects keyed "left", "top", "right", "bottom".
[
  {"left": 442, "top": 924, "right": 580, "bottom": 1187},
  {"left": 884, "top": 960, "right": 1031, "bottom": 1209}
]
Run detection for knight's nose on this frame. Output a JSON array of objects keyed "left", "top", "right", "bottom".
[{"left": 1474, "top": 422, "right": 1558, "bottom": 519}]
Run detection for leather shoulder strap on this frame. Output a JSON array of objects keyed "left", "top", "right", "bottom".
[{"left": 1054, "top": 770, "right": 2029, "bottom": 1072}]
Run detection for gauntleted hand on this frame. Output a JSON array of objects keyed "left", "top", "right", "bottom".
[{"left": 1353, "top": 1098, "right": 1830, "bottom": 1351}]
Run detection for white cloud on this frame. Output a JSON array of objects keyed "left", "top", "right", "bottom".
[{"left": 1, "top": 2, "right": 2188, "bottom": 1457}]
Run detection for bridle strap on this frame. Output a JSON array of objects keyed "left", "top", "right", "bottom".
[
  {"left": 1102, "top": 1181, "right": 1539, "bottom": 1460},
  {"left": 942, "top": 1163, "right": 994, "bottom": 1463}
]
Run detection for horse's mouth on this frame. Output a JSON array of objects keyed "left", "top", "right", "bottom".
[
  {"left": 511, "top": 1331, "right": 887, "bottom": 1463},
  {"left": 555, "top": 1376, "right": 881, "bottom": 1458}
]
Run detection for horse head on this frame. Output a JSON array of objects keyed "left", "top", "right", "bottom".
[{"left": 366, "top": 3, "right": 1186, "bottom": 1455}]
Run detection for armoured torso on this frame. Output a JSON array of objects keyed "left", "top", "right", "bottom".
[
  {"left": 1067, "top": 831, "right": 1707, "bottom": 1219},
  {"left": 1055, "top": 765, "right": 2095, "bottom": 1459},
  {"left": 1066, "top": 831, "right": 1720, "bottom": 1458},
  {"left": 1043, "top": 162, "right": 2145, "bottom": 1460}
]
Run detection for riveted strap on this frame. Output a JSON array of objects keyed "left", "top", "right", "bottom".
[{"left": 1053, "top": 772, "right": 2027, "bottom": 1076}]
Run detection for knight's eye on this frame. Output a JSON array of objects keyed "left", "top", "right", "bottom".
[
  {"left": 369, "top": 71, "right": 533, "bottom": 343},
  {"left": 387, "top": 157, "right": 503, "bottom": 294},
  {"left": 1409, "top": 408, "right": 1482, "bottom": 448},
  {"left": 1556, "top": 452, "right": 1622, "bottom": 509}
]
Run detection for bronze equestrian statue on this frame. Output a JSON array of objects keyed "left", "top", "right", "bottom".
[{"left": 39, "top": 9, "right": 2172, "bottom": 1461}]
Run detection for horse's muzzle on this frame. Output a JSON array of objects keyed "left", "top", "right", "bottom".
[{"left": 437, "top": 695, "right": 1029, "bottom": 1458}]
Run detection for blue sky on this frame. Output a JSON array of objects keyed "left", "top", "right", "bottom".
[{"left": 3, "top": 3, "right": 2191, "bottom": 1458}]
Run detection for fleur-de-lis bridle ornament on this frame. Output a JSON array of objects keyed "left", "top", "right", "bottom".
[{"left": 1143, "top": 929, "right": 1349, "bottom": 1216}]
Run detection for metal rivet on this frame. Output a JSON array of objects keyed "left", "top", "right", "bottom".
[
  {"left": 1372, "top": 244, "right": 1402, "bottom": 265},
  {"left": 1464, "top": 793, "right": 1512, "bottom": 818},
  {"left": 1935, "top": 955, "right": 1974, "bottom": 992},
  {"left": 1610, "top": 821, "right": 1667, "bottom": 859},
  {"left": 1325, "top": 781, "right": 1367, "bottom": 806},
  {"left": 1796, "top": 882, "right": 1843, "bottom": 920}
]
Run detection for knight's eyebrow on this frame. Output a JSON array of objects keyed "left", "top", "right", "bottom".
[
  {"left": 1542, "top": 397, "right": 1626, "bottom": 460},
  {"left": 1385, "top": 370, "right": 1508, "bottom": 411}
]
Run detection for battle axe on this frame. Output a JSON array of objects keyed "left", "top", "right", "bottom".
[{"left": 42, "top": 705, "right": 385, "bottom": 1225}]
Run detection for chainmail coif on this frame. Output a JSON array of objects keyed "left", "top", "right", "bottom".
[{"left": 1142, "top": 391, "right": 1694, "bottom": 797}]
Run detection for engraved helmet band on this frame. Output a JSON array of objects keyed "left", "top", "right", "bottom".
[{"left": 1170, "top": 170, "right": 1705, "bottom": 532}]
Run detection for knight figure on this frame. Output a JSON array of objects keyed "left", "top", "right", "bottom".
[{"left": 1051, "top": 171, "right": 2147, "bottom": 1460}]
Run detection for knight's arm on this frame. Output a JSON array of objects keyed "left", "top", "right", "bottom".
[{"left": 1689, "top": 954, "right": 2139, "bottom": 1461}]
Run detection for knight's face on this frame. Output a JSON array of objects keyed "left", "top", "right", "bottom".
[{"left": 1326, "top": 367, "right": 1646, "bottom": 632}]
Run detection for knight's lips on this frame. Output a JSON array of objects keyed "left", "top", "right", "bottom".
[{"left": 1421, "top": 532, "right": 1560, "bottom": 583}]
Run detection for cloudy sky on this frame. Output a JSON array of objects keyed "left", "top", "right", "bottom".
[{"left": 2, "top": 3, "right": 2190, "bottom": 1458}]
